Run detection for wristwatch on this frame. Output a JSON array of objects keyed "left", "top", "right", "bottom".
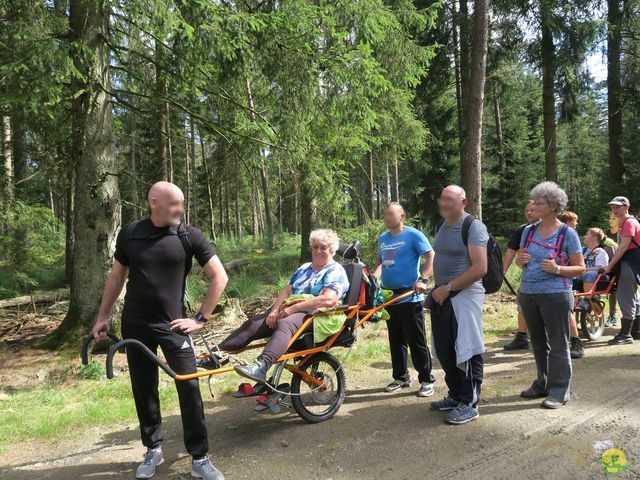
[
  {"left": 419, "top": 276, "right": 428, "bottom": 283},
  {"left": 555, "top": 265, "right": 562, "bottom": 275},
  {"left": 444, "top": 282, "right": 453, "bottom": 293},
  {"left": 194, "top": 311, "right": 207, "bottom": 323}
]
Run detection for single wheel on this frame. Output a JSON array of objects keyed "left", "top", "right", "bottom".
[
  {"left": 580, "top": 308, "right": 605, "bottom": 340},
  {"left": 290, "top": 352, "right": 346, "bottom": 423}
]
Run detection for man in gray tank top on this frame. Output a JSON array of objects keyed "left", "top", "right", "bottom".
[{"left": 428, "top": 185, "right": 488, "bottom": 425}]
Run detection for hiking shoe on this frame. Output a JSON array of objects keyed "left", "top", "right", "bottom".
[
  {"left": 503, "top": 332, "right": 529, "bottom": 350},
  {"left": 431, "top": 396, "right": 459, "bottom": 411},
  {"left": 191, "top": 456, "right": 225, "bottom": 480},
  {"left": 605, "top": 314, "right": 618, "bottom": 327},
  {"left": 607, "top": 333, "right": 633, "bottom": 345},
  {"left": 135, "top": 447, "right": 164, "bottom": 479},
  {"left": 196, "top": 352, "right": 228, "bottom": 370},
  {"left": 384, "top": 379, "right": 411, "bottom": 393},
  {"left": 542, "top": 397, "right": 567, "bottom": 409},
  {"left": 445, "top": 404, "right": 479, "bottom": 425},
  {"left": 234, "top": 359, "right": 268, "bottom": 383},
  {"left": 520, "top": 387, "right": 547, "bottom": 399},
  {"left": 570, "top": 336, "right": 584, "bottom": 359},
  {"left": 417, "top": 381, "right": 435, "bottom": 397}
]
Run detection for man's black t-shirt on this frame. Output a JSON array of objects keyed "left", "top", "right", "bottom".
[
  {"left": 114, "top": 219, "right": 216, "bottom": 325},
  {"left": 507, "top": 223, "right": 529, "bottom": 251}
]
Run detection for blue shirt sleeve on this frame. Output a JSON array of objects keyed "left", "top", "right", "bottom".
[
  {"left": 322, "top": 264, "right": 350, "bottom": 299},
  {"left": 520, "top": 225, "right": 533, "bottom": 250},
  {"left": 288, "top": 265, "right": 306, "bottom": 286},
  {"left": 414, "top": 229, "right": 432, "bottom": 255},
  {"left": 565, "top": 228, "right": 582, "bottom": 255}
]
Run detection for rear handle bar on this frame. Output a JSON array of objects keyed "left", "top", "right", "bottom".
[
  {"left": 81, "top": 332, "right": 121, "bottom": 365},
  {"left": 105, "top": 339, "right": 177, "bottom": 380}
]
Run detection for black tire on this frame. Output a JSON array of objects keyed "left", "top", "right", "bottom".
[
  {"left": 290, "top": 352, "right": 346, "bottom": 423},
  {"left": 580, "top": 309, "right": 605, "bottom": 340}
]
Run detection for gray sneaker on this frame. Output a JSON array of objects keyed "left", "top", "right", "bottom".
[
  {"left": 384, "top": 379, "right": 411, "bottom": 392},
  {"left": 417, "top": 381, "right": 435, "bottom": 397},
  {"left": 191, "top": 456, "right": 225, "bottom": 480},
  {"left": 445, "top": 404, "right": 479, "bottom": 425},
  {"left": 135, "top": 447, "right": 164, "bottom": 479},
  {"left": 430, "top": 396, "right": 459, "bottom": 411}
]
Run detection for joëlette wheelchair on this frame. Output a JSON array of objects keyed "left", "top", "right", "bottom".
[
  {"left": 82, "top": 241, "right": 414, "bottom": 423},
  {"left": 573, "top": 269, "right": 617, "bottom": 341}
]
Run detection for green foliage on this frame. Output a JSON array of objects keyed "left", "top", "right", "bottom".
[{"left": 0, "top": 202, "right": 65, "bottom": 298}]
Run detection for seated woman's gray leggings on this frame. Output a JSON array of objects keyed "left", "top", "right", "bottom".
[{"left": 218, "top": 310, "right": 308, "bottom": 368}]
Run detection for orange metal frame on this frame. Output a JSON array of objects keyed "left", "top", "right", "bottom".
[
  {"left": 172, "top": 290, "right": 415, "bottom": 382},
  {"left": 573, "top": 272, "right": 617, "bottom": 315}
]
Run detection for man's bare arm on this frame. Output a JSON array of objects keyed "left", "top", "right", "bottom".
[
  {"left": 92, "top": 260, "right": 129, "bottom": 339},
  {"left": 449, "top": 245, "right": 488, "bottom": 291},
  {"left": 198, "top": 255, "right": 229, "bottom": 318},
  {"left": 420, "top": 251, "right": 434, "bottom": 279},
  {"left": 503, "top": 248, "right": 517, "bottom": 274}
]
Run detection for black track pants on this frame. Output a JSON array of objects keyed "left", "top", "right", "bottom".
[
  {"left": 122, "top": 322, "right": 208, "bottom": 458},
  {"left": 385, "top": 301, "right": 435, "bottom": 384}
]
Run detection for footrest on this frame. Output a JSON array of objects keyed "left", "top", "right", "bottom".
[
  {"left": 232, "top": 382, "right": 270, "bottom": 398},
  {"left": 254, "top": 384, "right": 290, "bottom": 414}
]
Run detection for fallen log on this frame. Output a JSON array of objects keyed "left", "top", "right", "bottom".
[
  {"left": 0, "top": 290, "right": 69, "bottom": 310},
  {"left": 191, "top": 258, "right": 249, "bottom": 276}
]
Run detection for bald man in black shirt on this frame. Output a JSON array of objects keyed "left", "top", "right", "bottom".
[{"left": 92, "top": 181, "right": 228, "bottom": 480}]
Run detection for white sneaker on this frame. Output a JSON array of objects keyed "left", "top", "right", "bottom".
[
  {"left": 384, "top": 379, "right": 412, "bottom": 392},
  {"left": 192, "top": 456, "right": 225, "bottom": 480},
  {"left": 135, "top": 447, "right": 164, "bottom": 479},
  {"left": 417, "top": 381, "right": 435, "bottom": 397}
]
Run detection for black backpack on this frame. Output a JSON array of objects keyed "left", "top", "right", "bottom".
[
  {"left": 436, "top": 215, "right": 504, "bottom": 294},
  {"left": 123, "top": 220, "right": 193, "bottom": 309}
]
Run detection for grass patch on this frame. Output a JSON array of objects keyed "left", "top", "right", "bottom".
[{"left": 0, "top": 369, "right": 180, "bottom": 448}]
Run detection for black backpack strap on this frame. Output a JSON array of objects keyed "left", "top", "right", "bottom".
[
  {"left": 461, "top": 214, "right": 476, "bottom": 247},
  {"left": 123, "top": 220, "right": 142, "bottom": 243},
  {"left": 176, "top": 222, "right": 192, "bottom": 275},
  {"left": 435, "top": 218, "right": 445, "bottom": 236}
]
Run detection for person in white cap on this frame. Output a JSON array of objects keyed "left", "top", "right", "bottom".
[{"left": 603, "top": 196, "right": 640, "bottom": 344}]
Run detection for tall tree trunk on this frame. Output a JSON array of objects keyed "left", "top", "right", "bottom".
[
  {"left": 251, "top": 177, "right": 259, "bottom": 239},
  {"left": 366, "top": 150, "right": 374, "bottom": 219},
  {"left": 244, "top": 76, "right": 274, "bottom": 248},
  {"left": 1, "top": 116, "right": 13, "bottom": 209},
  {"left": 541, "top": 1, "right": 557, "bottom": 181},
  {"left": 184, "top": 118, "right": 191, "bottom": 225},
  {"left": 218, "top": 182, "right": 224, "bottom": 235},
  {"left": 391, "top": 159, "right": 399, "bottom": 202},
  {"left": 234, "top": 175, "right": 241, "bottom": 237},
  {"left": 190, "top": 117, "right": 197, "bottom": 225},
  {"left": 385, "top": 160, "right": 390, "bottom": 204},
  {"left": 294, "top": 179, "right": 300, "bottom": 234},
  {"left": 453, "top": 0, "right": 464, "bottom": 149},
  {"left": 300, "top": 183, "right": 317, "bottom": 263},
  {"left": 493, "top": 93, "right": 507, "bottom": 212},
  {"left": 54, "top": 0, "right": 120, "bottom": 341},
  {"left": 199, "top": 131, "right": 217, "bottom": 242},
  {"left": 607, "top": 0, "right": 624, "bottom": 189},
  {"left": 64, "top": 167, "right": 75, "bottom": 283},
  {"left": 129, "top": 121, "right": 139, "bottom": 221},
  {"left": 155, "top": 43, "right": 170, "bottom": 181},
  {"left": 460, "top": 0, "right": 489, "bottom": 218},
  {"left": 12, "top": 112, "right": 27, "bottom": 193}
]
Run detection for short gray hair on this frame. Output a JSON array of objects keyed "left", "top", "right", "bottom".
[
  {"left": 309, "top": 229, "right": 340, "bottom": 254},
  {"left": 530, "top": 181, "right": 568, "bottom": 213}
]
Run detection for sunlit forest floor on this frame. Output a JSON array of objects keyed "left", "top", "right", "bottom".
[{"left": 1, "top": 239, "right": 639, "bottom": 479}]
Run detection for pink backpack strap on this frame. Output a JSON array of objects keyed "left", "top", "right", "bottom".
[{"left": 524, "top": 223, "right": 537, "bottom": 249}]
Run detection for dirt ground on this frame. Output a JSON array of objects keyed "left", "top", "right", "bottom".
[{"left": 1, "top": 327, "right": 639, "bottom": 480}]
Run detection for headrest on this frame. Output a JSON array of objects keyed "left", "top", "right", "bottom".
[{"left": 337, "top": 241, "right": 361, "bottom": 260}]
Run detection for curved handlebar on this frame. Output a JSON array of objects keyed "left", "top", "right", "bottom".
[
  {"left": 81, "top": 332, "right": 121, "bottom": 365},
  {"left": 106, "top": 339, "right": 177, "bottom": 380}
]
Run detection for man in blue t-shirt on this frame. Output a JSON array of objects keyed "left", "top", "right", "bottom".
[{"left": 374, "top": 202, "right": 436, "bottom": 397}]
